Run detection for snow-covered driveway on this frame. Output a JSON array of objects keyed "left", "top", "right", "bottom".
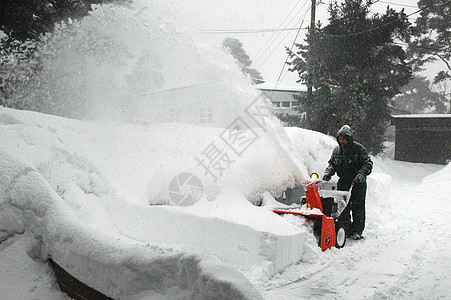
[{"left": 261, "top": 161, "right": 450, "bottom": 299}]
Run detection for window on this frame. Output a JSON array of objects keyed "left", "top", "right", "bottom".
[
  {"left": 282, "top": 101, "right": 290, "bottom": 107},
  {"left": 199, "top": 106, "right": 213, "bottom": 124},
  {"left": 169, "top": 107, "right": 181, "bottom": 122}
]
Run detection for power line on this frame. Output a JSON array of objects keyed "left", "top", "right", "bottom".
[
  {"left": 254, "top": 6, "right": 311, "bottom": 70},
  {"left": 203, "top": 0, "right": 308, "bottom": 75},
  {"left": 322, "top": 8, "right": 425, "bottom": 38},
  {"left": 363, "top": 0, "right": 418, "bottom": 9},
  {"left": 203, "top": 1, "right": 421, "bottom": 34},
  {"left": 199, "top": 0, "right": 308, "bottom": 35},
  {"left": 273, "top": 16, "right": 306, "bottom": 90},
  {"left": 253, "top": 16, "right": 304, "bottom": 68},
  {"left": 200, "top": 27, "right": 308, "bottom": 34},
  {"left": 313, "top": 2, "right": 426, "bottom": 39},
  {"left": 321, "top": 1, "right": 419, "bottom": 13},
  {"left": 377, "top": 1, "right": 418, "bottom": 9},
  {"left": 252, "top": 0, "right": 310, "bottom": 67},
  {"left": 253, "top": 0, "right": 309, "bottom": 62},
  {"left": 249, "top": 0, "right": 304, "bottom": 52},
  {"left": 271, "top": 2, "right": 316, "bottom": 93},
  {"left": 394, "top": 41, "right": 445, "bottom": 52}
]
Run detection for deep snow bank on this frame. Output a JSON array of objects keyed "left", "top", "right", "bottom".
[
  {"left": 0, "top": 144, "right": 263, "bottom": 299},
  {"left": 0, "top": 234, "right": 67, "bottom": 299},
  {"left": 0, "top": 107, "right": 310, "bottom": 297},
  {"left": 423, "top": 163, "right": 451, "bottom": 183},
  {"left": 0, "top": 107, "right": 392, "bottom": 297}
]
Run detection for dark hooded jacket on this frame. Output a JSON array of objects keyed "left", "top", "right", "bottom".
[{"left": 324, "top": 125, "right": 373, "bottom": 183}]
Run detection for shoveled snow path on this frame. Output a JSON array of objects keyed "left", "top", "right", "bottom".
[{"left": 260, "top": 163, "right": 450, "bottom": 299}]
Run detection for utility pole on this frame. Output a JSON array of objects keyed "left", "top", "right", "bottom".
[{"left": 306, "top": 0, "right": 316, "bottom": 129}]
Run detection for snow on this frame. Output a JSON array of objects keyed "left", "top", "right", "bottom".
[
  {"left": 0, "top": 102, "right": 317, "bottom": 297},
  {"left": 1, "top": 2, "right": 450, "bottom": 299},
  {"left": 2, "top": 105, "right": 449, "bottom": 299},
  {"left": 255, "top": 82, "right": 308, "bottom": 92},
  {"left": 392, "top": 114, "right": 451, "bottom": 118},
  {"left": 261, "top": 158, "right": 450, "bottom": 299},
  {"left": 0, "top": 105, "right": 306, "bottom": 299},
  {"left": 423, "top": 163, "right": 451, "bottom": 183},
  {"left": 0, "top": 234, "right": 67, "bottom": 299}
]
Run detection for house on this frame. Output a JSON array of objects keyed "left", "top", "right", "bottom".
[
  {"left": 133, "top": 81, "right": 253, "bottom": 128},
  {"left": 131, "top": 81, "right": 308, "bottom": 129},
  {"left": 255, "top": 82, "right": 307, "bottom": 116},
  {"left": 391, "top": 114, "right": 451, "bottom": 165}
]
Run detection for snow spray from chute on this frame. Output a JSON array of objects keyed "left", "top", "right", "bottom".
[{"left": 25, "top": 4, "right": 310, "bottom": 200}]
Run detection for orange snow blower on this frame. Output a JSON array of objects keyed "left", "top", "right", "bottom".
[{"left": 273, "top": 173, "right": 349, "bottom": 251}]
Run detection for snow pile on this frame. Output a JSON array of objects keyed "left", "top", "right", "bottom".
[
  {"left": 423, "top": 163, "right": 451, "bottom": 184},
  {"left": 0, "top": 131, "right": 264, "bottom": 299},
  {"left": 0, "top": 106, "right": 311, "bottom": 297},
  {"left": 0, "top": 234, "right": 66, "bottom": 299},
  {"left": 0, "top": 105, "right": 399, "bottom": 299},
  {"left": 0, "top": 3, "right": 319, "bottom": 295},
  {"left": 0, "top": 102, "right": 395, "bottom": 298}
]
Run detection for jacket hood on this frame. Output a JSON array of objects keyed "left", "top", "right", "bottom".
[{"left": 336, "top": 125, "right": 354, "bottom": 144}]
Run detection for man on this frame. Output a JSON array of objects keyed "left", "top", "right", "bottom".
[{"left": 322, "top": 125, "right": 373, "bottom": 240}]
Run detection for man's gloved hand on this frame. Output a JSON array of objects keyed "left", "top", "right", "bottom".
[
  {"left": 354, "top": 173, "right": 366, "bottom": 183},
  {"left": 323, "top": 174, "right": 331, "bottom": 181}
]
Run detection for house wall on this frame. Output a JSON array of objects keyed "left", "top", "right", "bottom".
[
  {"left": 133, "top": 81, "right": 261, "bottom": 128},
  {"left": 259, "top": 89, "right": 302, "bottom": 107}
]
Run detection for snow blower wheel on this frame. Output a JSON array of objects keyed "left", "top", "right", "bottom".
[{"left": 335, "top": 224, "right": 346, "bottom": 248}]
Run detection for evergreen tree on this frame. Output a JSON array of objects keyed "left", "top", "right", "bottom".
[
  {"left": 394, "top": 75, "right": 448, "bottom": 113},
  {"left": 0, "top": 0, "right": 124, "bottom": 42},
  {"left": 275, "top": 113, "right": 305, "bottom": 127},
  {"left": 0, "top": 37, "right": 43, "bottom": 110},
  {"left": 409, "top": 0, "right": 450, "bottom": 84},
  {"left": 0, "top": 0, "right": 129, "bottom": 114},
  {"left": 287, "top": 0, "right": 412, "bottom": 154},
  {"left": 222, "top": 38, "right": 264, "bottom": 84}
]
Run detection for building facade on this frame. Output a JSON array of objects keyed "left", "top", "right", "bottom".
[
  {"left": 255, "top": 82, "right": 307, "bottom": 116},
  {"left": 391, "top": 114, "right": 451, "bottom": 165}
]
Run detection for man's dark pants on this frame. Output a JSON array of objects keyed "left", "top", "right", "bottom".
[{"left": 337, "top": 180, "right": 367, "bottom": 235}]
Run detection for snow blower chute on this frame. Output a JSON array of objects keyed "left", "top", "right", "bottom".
[{"left": 273, "top": 173, "right": 351, "bottom": 251}]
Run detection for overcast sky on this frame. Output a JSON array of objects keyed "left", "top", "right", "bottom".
[{"left": 140, "top": 0, "right": 439, "bottom": 87}]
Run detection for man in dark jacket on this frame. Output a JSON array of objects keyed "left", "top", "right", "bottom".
[{"left": 322, "top": 125, "right": 373, "bottom": 240}]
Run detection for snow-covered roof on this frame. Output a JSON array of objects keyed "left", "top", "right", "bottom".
[
  {"left": 392, "top": 114, "right": 451, "bottom": 119},
  {"left": 255, "top": 82, "right": 308, "bottom": 92}
]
